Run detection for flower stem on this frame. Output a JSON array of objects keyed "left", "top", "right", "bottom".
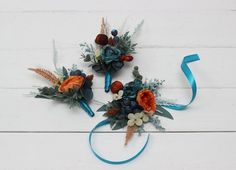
[
  {"left": 105, "top": 71, "right": 112, "bottom": 93},
  {"left": 79, "top": 99, "right": 95, "bottom": 117}
]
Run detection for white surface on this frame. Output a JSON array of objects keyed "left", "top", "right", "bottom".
[{"left": 0, "top": 0, "right": 236, "bottom": 169}]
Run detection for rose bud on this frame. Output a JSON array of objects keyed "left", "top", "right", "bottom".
[
  {"left": 136, "top": 89, "right": 156, "bottom": 116},
  {"left": 95, "top": 34, "right": 108, "bottom": 46}
]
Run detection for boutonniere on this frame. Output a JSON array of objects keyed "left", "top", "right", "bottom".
[
  {"left": 89, "top": 54, "right": 200, "bottom": 164},
  {"left": 80, "top": 18, "right": 143, "bottom": 92},
  {"left": 97, "top": 66, "right": 169, "bottom": 144},
  {"left": 29, "top": 41, "right": 95, "bottom": 117}
]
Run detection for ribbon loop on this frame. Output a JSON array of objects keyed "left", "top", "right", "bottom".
[
  {"left": 161, "top": 54, "right": 200, "bottom": 110},
  {"left": 89, "top": 119, "right": 149, "bottom": 165}
]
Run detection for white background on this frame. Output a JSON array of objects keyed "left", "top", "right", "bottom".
[{"left": 0, "top": 0, "right": 236, "bottom": 169}]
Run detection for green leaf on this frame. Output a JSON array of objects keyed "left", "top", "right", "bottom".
[
  {"left": 62, "top": 67, "right": 68, "bottom": 79},
  {"left": 155, "top": 106, "right": 174, "bottom": 120},
  {"left": 111, "top": 119, "right": 127, "bottom": 130},
  {"left": 110, "top": 119, "right": 116, "bottom": 128},
  {"left": 97, "top": 104, "right": 108, "bottom": 112}
]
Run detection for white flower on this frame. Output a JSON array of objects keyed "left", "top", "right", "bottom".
[
  {"left": 113, "top": 90, "right": 123, "bottom": 100},
  {"left": 127, "top": 112, "right": 149, "bottom": 127}
]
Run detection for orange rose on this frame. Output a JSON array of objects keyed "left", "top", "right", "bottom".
[
  {"left": 136, "top": 89, "right": 156, "bottom": 115},
  {"left": 58, "top": 76, "right": 85, "bottom": 92}
]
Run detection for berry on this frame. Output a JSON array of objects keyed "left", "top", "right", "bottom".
[
  {"left": 111, "top": 29, "right": 118, "bottom": 36},
  {"left": 123, "top": 99, "right": 131, "bottom": 106},
  {"left": 130, "top": 101, "right": 137, "bottom": 108}
]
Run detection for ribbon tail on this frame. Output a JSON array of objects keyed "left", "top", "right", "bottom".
[
  {"left": 79, "top": 99, "right": 95, "bottom": 117},
  {"left": 89, "top": 119, "right": 149, "bottom": 165},
  {"left": 105, "top": 72, "right": 112, "bottom": 93},
  {"left": 161, "top": 54, "right": 200, "bottom": 110}
]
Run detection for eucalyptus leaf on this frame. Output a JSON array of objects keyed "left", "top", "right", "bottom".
[
  {"left": 97, "top": 104, "right": 108, "bottom": 112},
  {"left": 155, "top": 106, "right": 174, "bottom": 120},
  {"left": 111, "top": 120, "right": 127, "bottom": 130},
  {"left": 110, "top": 119, "right": 116, "bottom": 128}
]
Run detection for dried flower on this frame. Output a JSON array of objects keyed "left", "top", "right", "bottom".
[
  {"left": 113, "top": 90, "right": 124, "bottom": 100},
  {"left": 95, "top": 34, "right": 108, "bottom": 46},
  {"left": 106, "top": 108, "right": 120, "bottom": 116},
  {"left": 136, "top": 89, "right": 156, "bottom": 115},
  {"left": 58, "top": 76, "right": 85, "bottom": 92},
  {"left": 125, "top": 126, "right": 137, "bottom": 145},
  {"left": 120, "top": 55, "right": 133, "bottom": 62},
  {"left": 127, "top": 112, "right": 149, "bottom": 127},
  {"left": 95, "top": 48, "right": 101, "bottom": 60},
  {"left": 111, "top": 81, "right": 124, "bottom": 93},
  {"left": 108, "top": 37, "right": 115, "bottom": 46},
  {"left": 28, "top": 68, "right": 60, "bottom": 86}
]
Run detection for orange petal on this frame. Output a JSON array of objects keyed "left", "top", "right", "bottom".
[
  {"left": 136, "top": 89, "right": 156, "bottom": 115},
  {"left": 59, "top": 76, "right": 85, "bottom": 92}
]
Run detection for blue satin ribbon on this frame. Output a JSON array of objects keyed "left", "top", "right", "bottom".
[
  {"left": 161, "top": 54, "right": 200, "bottom": 110},
  {"left": 89, "top": 119, "right": 150, "bottom": 165},
  {"left": 105, "top": 72, "right": 112, "bottom": 93},
  {"left": 89, "top": 54, "right": 200, "bottom": 164},
  {"left": 79, "top": 99, "right": 95, "bottom": 117}
]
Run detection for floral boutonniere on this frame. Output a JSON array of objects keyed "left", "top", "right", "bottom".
[
  {"left": 97, "top": 66, "right": 172, "bottom": 145},
  {"left": 80, "top": 18, "right": 143, "bottom": 92},
  {"left": 90, "top": 54, "right": 199, "bottom": 164},
  {"left": 29, "top": 65, "right": 95, "bottom": 117}
]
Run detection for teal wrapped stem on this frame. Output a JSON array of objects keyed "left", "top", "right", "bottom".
[
  {"left": 79, "top": 99, "right": 95, "bottom": 117},
  {"left": 104, "top": 71, "right": 112, "bottom": 93}
]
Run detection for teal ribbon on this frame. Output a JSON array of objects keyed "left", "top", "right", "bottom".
[
  {"left": 161, "top": 54, "right": 200, "bottom": 110},
  {"left": 89, "top": 119, "right": 150, "bottom": 165},
  {"left": 79, "top": 99, "right": 95, "bottom": 117},
  {"left": 89, "top": 54, "right": 200, "bottom": 164},
  {"left": 105, "top": 72, "right": 112, "bottom": 93}
]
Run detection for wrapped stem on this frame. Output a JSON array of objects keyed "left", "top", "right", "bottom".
[
  {"left": 105, "top": 71, "right": 112, "bottom": 93},
  {"left": 79, "top": 99, "right": 95, "bottom": 117}
]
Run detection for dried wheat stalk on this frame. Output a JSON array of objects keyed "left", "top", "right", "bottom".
[
  {"left": 28, "top": 68, "right": 60, "bottom": 86},
  {"left": 125, "top": 125, "right": 137, "bottom": 145},
  {"left": 100, "top": 17, "right": 107, "bottom": 35}
]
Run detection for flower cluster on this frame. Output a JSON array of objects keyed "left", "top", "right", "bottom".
[
  {"left": 97, "top": 66, "right": 173, "bottom": 145},
  {"left": 29, "top": 66, "right": 95, "bottom": 117},
  {"left": 80, "top": 18, "right": 139, "bottom": 74}
]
